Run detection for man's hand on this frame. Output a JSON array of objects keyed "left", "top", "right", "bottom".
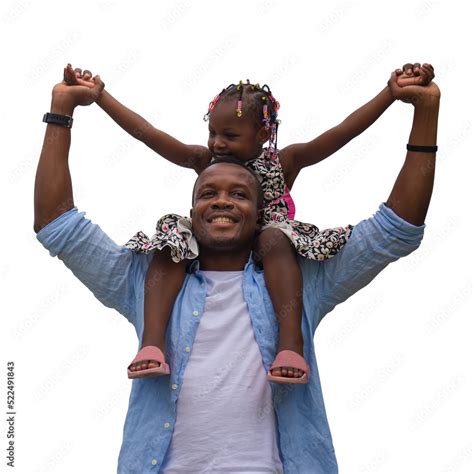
[
  {"left": 388, "top": 70, "right": 440, "bottom": 106},
  {"left": 51, "top": 64, "right": 104, "bottom": 112}
]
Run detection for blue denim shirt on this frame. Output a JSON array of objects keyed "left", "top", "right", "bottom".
[{"left": 37, "top": 204, "right": 424, "bottom": 473}]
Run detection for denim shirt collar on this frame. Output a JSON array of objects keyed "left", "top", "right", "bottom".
[{"left": 188, "top": 252, "right": 262, "bottom": 273}]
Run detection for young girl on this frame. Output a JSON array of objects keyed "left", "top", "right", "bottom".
[{"left": 64, "top": 63, "right": 433, "bottom": 383}]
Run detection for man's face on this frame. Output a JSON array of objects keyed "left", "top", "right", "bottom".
[{"left": 191, "top": 163, "right": 261, "bottom": 252}]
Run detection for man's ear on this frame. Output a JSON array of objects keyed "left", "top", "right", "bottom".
[{"left": 189, "top": 208, "right": 193, "bottom": 219}]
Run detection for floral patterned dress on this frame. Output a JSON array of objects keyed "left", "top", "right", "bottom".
[{"left": 125, "top": 149, "right": 352, "bottom": 262}]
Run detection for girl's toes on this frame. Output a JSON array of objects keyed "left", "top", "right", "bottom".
[
  {"left": 271, "top": 368, "right": 282, "bottom": 377},
  {"left": 281, "top": 367, "right": 288, "bottom": 377},
  {"left": 148, "top": 360, "right": 159, "bottom": 369}
]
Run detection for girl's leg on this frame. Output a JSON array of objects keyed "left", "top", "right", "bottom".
[
  {"left": 255, "top": 228, "right": 305, "bottom": 379},
  {"left": 128, "top": 248, "right": 187, "bottom": 374}
]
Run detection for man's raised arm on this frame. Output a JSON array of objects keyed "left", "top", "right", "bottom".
[
  {"left": 34, "top": 71, "right": 103, "bottom": 232},
  {"left": 34, "top": 72, "right": 139, "bottom": 323},
  {"left": 304, "top": 73, "right": 441, "bottom": 329},
  {"left": 385, "top": 72, "right": 440, "bottom": 225}
]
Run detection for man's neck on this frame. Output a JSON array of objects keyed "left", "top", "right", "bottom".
[{"left": 198, "top": 249, "right": 251, "bottom": 271}]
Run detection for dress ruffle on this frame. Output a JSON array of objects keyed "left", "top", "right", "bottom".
[{"left": 125, "top": 214, "right": 198, "bottom": 263}]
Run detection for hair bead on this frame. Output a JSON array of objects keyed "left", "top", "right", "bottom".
[{"left": 237, "top": 100, "right": 243, "bottom": 117}]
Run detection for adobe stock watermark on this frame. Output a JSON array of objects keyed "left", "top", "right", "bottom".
[
  {"left": 5, "top": 361, "right": 16, "bottom": 468},
  {"left": 160, "top": 0, "right": 191, "bottom": 31},
  {"left": 315, "top": 2, "right": 353, "bottom": 36},
  {"left": 181, "top": 36, "right": 237, "bottom": 90},
  {"left": 2, "top": 1, "right": 31, "bottom": 24},
  {"left": 25, "top": 31, "right": 81, "bottom": 86},
  {"left": 410, "top": 375, "right": 464, "bottom": 431},
  {"left": 347, "top": 352, "right": 405, "bottom": 410},
  {"left": 337, "top": 39, "right": 394, "bottom": 95}
]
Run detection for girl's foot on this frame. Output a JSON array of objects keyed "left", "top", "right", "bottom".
[
  {"left": 129, "top": 359, "right": 160, "bottom": 372},
  {"left": 270, "top": 364, "right": 305, "bottom": 379},
  {"left": 127, "top": 346, "right": 170, "bottom": 379},
  {"left": 269, "top": 338, "right": 307, "bottom": 380}
]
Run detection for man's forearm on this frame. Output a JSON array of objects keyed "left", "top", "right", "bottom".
[
  {"left": 386, "top": 96, "right": 440, "bottom": 225},
  {"left": 34, "top": 95, "right": 75, "bottom": 232}
]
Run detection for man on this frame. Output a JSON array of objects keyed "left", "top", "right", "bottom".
[{"left": 35, "top": 66, "right": 440, "bottom": 473}]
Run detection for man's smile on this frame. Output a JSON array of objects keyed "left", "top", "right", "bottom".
[{"left": 207, "top": 213, "right": 238, "bottom": 224}]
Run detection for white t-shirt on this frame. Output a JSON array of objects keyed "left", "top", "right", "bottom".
[{"left": 162, "top": 271, "right": 283, "bottom": 473}]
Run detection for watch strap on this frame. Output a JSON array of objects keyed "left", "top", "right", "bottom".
[
  {"left": 406, "top": 144, "right": 437, "bottom": 153},
  {"left": 43, "top": 112, "right": 73, "bottom": 128}
]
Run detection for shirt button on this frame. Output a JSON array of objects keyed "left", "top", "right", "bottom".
[
  {"left": 171, "top": 383, "right": 178, "bottom": 390},
  {"left": 185, "top": 346, "right": 190, "bottom": 353},
  {"left": 192, "top": 310, "right": 199, "bottom": 316},
  {"left": 151, "top": 459, "right": 158, "bottom": 465},
  {"left": 164, "top": 422, "right": 171, "bottom": 429}
]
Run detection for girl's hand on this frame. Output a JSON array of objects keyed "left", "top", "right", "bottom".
[
  {"left": 52, "top": 66, "right": 104, "bottom": 110},
  {"left": 388, "top": 70, "right": 440, "bottom": 106},
  {"left": 64, "top": 63, "right": 104, "bottom": 90},
  {"left": 396, "top": 62, "right": 434, "bottom": 87}
]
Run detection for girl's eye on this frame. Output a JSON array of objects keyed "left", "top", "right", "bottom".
[
  {"left": 200, "top": 190, "right": 215, "bottom": 198},
  {"left": 233, "top": 190, "right": 247, "bottom": 198}
]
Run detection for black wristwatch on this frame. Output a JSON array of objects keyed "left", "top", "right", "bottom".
[{"left": 42, "top": 112, "right": 73, "bottom": 128}]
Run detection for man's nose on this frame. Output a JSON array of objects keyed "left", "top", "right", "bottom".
[{"left": 211, "top": 192, "right": 233, "bottom": 208}]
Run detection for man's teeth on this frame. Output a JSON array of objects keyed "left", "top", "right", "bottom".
[{"left": 211, "top": 217, "right": 233, "bottom": 223}]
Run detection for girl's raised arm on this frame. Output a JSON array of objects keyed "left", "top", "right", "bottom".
[
  {"left": 279, "top": 63, "right": 434, "bottom": 189},
  {"left": 65, "top": 64, "right": 211, "bottom": 174}
]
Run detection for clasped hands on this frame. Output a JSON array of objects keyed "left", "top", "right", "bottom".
[
  {"left": 389, "top": 62, "right": 440, "bottom": 104},
  {"left": 52, "top": 62, "right": 439, "bottom": 110},
  {"left": 51, "top": 64, "right": 104, "bottom": 110}
]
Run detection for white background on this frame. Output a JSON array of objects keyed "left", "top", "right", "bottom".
[{"left": 1, "top": 1, "right": 472, "bottom": 473}]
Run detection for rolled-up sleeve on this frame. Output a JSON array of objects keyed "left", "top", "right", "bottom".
[
  {"left": 301, "top": 204, "right": 425, "bottom": 331},
  {"left": 36, "top": 208, "right": 137, "bottom": 324}
]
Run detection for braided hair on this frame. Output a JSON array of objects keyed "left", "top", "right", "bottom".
[{"left": 203, "top": 80, "right": 280, "bottom": 158}]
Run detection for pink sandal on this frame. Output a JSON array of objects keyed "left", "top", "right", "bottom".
[
  {"left": 127, "top": 346, "right": 170, "bottom": 379},
  {"left": 267, "top": 350, "right": 309, "bottom": 384}
]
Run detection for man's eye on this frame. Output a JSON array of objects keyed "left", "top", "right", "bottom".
[
  {"left": 233, "top": 191, "right": 246, "bottom": 198},
  {"left": 200, "top": 190, "right": 214, "bottom": 198}
]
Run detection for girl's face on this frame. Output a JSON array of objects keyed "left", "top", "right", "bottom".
[{"left": 207, "top": 100, "right": 270, "bottom": 162}]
